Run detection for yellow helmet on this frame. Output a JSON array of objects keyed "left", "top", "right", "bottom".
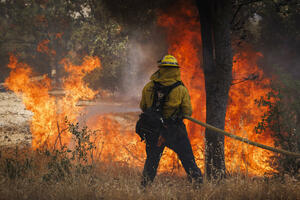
[{"left": 158, "top": 54, "right": 179, "bottom": 67}]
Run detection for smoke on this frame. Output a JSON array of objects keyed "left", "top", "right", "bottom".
[
  {"left": 78, "top": 101, "right": 140, "bottom": 124},
  {"left": 120, "top": 31, "right": 168, "bottom": 101},
  {"left": 122, "top": 41, "right": 153, "bottom": 100},
  {"left": 81, "top": 30, "right": 168, "bottom": 120},
  {"left": 246, "top": 6, "right": 300, "bottom": 79}
]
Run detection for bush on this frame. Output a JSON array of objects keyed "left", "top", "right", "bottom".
[
  {"left": 255, "top": 70, "right": 300, "bottom": 177},
  {"left": 0, "top": 119, "right": 300, "bottom": 199},
  {"left": 0, "top": 120, "right": 97, "bottom": 182}
]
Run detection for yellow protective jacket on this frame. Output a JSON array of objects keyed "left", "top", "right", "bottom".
[{"left": 139, "top": 67, "right": 192, "bottom": 118}]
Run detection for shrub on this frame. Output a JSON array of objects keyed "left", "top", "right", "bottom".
[
  {"left": 255, "top": 70, "right": 300, "bottom": 177},
  {"left": 0, "top": 120, "right": 97, "bottom": 182}
]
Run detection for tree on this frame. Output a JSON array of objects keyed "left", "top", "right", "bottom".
[
  {"left": 0, "top": 0, "right": 128, "bottom": 92},
  {"left": 247, "top": 0, "right": 300, "bottom": 176},
  {"left": 232, "top": 0, "right": 300, "bottom": 176},
  {"left": 254, "top": 0, "right": 300, "bottom": 79},
  {"left": 0, "top": 0, "right": 75, "bottom": 82},
  {"left": 100, "top": 0, "right": 174, "bottom": 94},
  {"left": 196, "top": 0, "right": 233, "bottom": 180},
  {"left": 228, "top": 0, "right": 300, "bottom": 78}
]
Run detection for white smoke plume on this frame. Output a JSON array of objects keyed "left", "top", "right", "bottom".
[
  {"left": 121, "top": 39, "right": 164, "bottom": 100},
  {"left": 82, "top": 35, "right": 167, "bottom": 119}
]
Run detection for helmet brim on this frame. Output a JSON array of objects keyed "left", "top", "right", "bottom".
[{"left": 158, "top": 64, "right": 180, "bottom": 68}]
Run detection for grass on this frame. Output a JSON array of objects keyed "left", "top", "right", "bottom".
[
  {"left": 0, "top": 122, "right": 299, "bottom": 200},
  {"left": 0, "top": 147, "right": 299, "bottom": 200}
]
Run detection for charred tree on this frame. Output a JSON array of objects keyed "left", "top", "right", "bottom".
[{"left": 196, "top": 0, "right": 233, "bottom": 180}]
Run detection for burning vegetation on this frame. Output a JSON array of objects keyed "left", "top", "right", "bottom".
[
  {"left": 0, "top": 0, "right": 299, "bottom": 199},
  {"left": 3, "top": 2, "right": 277, "bottom": 177},
  {"left": 5, "top": 55, "right": 100, "bottom": 148}
]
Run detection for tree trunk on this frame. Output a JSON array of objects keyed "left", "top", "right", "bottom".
[{"left": 196, "top": 0, "right": 233, "bottom": 180}]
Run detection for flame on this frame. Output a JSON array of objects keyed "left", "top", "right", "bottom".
[
  {"left": 37, "top": 39, "right": 56, "bottom": 55},
  {"left": 5, "top": 1, "right": 276, "bottom": 176},
  {"left": 56, "top": 33, "right": 63, "bottom": 39},
  {"left": 86, "top": 2, "right": 275, "bottom": 176},
  {"left": 157, "top": 1, "right": 275, "bottom": 175},
  {"left": 35, "top": 15, "right": 48, "bottom": 27},
  {"left": 226, "top": 51, "right": 275, "bottom": 175},
  {"left": 5, "top": 55, "right": 100, "bottom": 149},
  {"left": 87, "top": 114, "right": 145, "bottom": 167}
]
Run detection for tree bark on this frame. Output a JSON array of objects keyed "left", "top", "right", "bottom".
[{"left": 196, "top": 0, "right": 233, "bottom": 180}]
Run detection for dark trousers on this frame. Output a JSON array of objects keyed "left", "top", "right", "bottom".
[{"left": 141, "top": 121, "right": 203, "bottom": 186}]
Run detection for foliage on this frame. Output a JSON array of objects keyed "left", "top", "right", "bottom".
[
  {"left": 0, "top": 0, "right": 75, "bottom": 76},
  {"left": 254, "top": 0, "right": 300, "bottom": 79},
  {"left": 1, "top": 156, "right": 300, "bottom": 200},
  {"left": 231, "top": 0, "right": 300, "bottom": 78},
  {"left": 0, "top": 147, "right": 34, "bottom": 180},
  {"left": 255, "top": 70, "right": 300, "bottom": 176},
  {"left": 0, "top": 0, "right": 129, "bottom": 92},
  {"left": 0, "top": 0, "right": 176, "bottom": 93},
  {"left": 43, "top": 120, "right": 97, "bottom": 181},
  {"left": 74, "top": 18, "right": 128, "bottom": 92},
  {"left": 102, "top": 0, "right": 174, "bottom": 35},
  {"left": 0, "top": 120, "right": 97, "bottom": 182},
  {"left": 67, "top": 121, "right": 96, "bottom": 168},
  {"left": 42, "top": 147, "right": 72, "bottom": 182}
]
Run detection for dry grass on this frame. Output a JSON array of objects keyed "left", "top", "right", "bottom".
[{"left": 0, "top": 148, "right": 299, "bottom": 200}]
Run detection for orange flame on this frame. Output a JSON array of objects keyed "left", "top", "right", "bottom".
[
  {"left": 5, "top": 55, "right": 100, "bottom": 149},
  {"left": 157, "top": 1, "right": 275, "bottom": 175},
  {"left": 87, "top": 115, "right": 144, "bottom": 167},
  {"left": 5, "top": 1, "right": 276, "bottom": 177},
  {"left": 87, "top": 3, "right": 275, "bottom": 176},
  {"left": 56, "top": 33, "right": 63, "bottom": 39},
  {"left": 226, "top": 51, "right": 275, "bottom": 175},
  {"left": 37, "top": 39, "right": 56, "bottom": 55}
]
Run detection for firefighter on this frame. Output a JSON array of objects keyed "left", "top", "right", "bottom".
[{"left": 138, "top": 54, "right": 203, "bottom": 187}]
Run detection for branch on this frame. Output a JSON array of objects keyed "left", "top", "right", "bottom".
[
  {"left": 231, "top": 73, "right": 259, "bottom": 85},
  {"left": 1, "top": 38, "right": 36, "bottom": 45},
  {"left": 231, "top": 4, "right": 243, "bottom": 25},
  {"left": 231, "top": 0, "right": 263, "bottom": 25},
  {"left": 238, "top": 0, "right": 263, "bottom": 6},
  {"left": 53, "top": 121, "right": 67, "bottom": 150},
  {"left": 122, "top": 145, "right": 143, "bottom": 163}
]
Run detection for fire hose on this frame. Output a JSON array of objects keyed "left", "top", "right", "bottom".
[{"left": 184, "top": 116, "right": 300, "bottom": 158}]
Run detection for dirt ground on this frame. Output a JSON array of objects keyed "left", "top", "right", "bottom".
[{"left": 0, "top": 92, "right": 32, "bottom": 147}]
